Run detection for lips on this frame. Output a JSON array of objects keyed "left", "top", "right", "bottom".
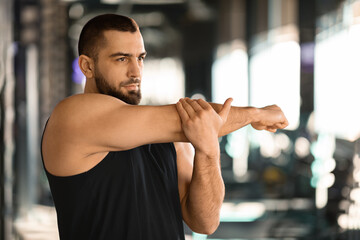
[{"left": 123, "top": 84, "right": 139, "bottom": 91}]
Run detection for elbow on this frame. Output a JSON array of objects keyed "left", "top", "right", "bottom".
[
  {"left": 190, "top": 217, "right": 220, "bottom": 235},
  {"left": 202, "top": 221, "right": 220, "bottom": 235}
]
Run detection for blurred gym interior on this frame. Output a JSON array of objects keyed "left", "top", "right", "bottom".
[{"left": 1, "top": 0, "right": 360, "bottom": 239}]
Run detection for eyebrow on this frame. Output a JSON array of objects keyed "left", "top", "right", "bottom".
[{"left": 109, "top": 51, "right": 147, "bottom": 58}]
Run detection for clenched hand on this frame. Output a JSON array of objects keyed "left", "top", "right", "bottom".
[{"left": 251, "top": 105, "right": 289, "bottom": 132}]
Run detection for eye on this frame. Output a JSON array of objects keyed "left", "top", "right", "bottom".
[
  {"left": 138, "top": 56, "right": 145, "bottom": 61},
  {"left": 116, "top": 57, "right": 126, "bottom": 62}
]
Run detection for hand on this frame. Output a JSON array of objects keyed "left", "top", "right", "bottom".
[
  {"left": 176, "top": 98, "right": 232, "bottom": 156},
  {"left": 251, "top": 105, "right": 289, "bottom": 132}
]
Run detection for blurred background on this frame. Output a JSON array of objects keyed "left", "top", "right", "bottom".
[{"left": 1, "top": 0, "right": 360, "bottom": 239}]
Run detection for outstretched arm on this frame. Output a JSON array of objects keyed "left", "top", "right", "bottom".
[{"left": 46, "top": 94, "right": 288, "bottom": 157}]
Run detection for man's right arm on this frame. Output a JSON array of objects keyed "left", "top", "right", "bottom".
[{"left": 47, "top": 94, "right": 288, "bottom": 155}]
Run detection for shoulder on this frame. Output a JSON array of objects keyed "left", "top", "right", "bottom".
[
  {"left": 44, "top": 93, "right": 128, "bottom": 150},
  {"left": 54, "top": 93, "right": 125, "bottom": 115},
  {"left": 49, "top": 93, "right": 125, "bottom": 126},
  {"left": 42, "top": 94, "right": 125, "bottom": 157}
]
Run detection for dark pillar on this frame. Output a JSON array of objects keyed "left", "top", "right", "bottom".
[
  {"left": 182, "top": 11, "right": 217, "bottom": 100},
  {"left": 299, "top": 0, "right": 316, "bottom": 114}
]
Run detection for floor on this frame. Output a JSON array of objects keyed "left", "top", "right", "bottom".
[{"left": 13, "top": 199, "right": 337, "bottom": 240}]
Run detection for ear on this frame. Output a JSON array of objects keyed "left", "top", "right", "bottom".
[{"left": 78, "top": 55, "right": 95, "bottom": 79}]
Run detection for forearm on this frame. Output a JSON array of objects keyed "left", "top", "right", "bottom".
[
  {"left": 170, "top": 103, "right": 257, "bottom": 143},
  {"left": 181, "top": 150, "right": 225, "bottom": 234},
  {"left": 130, "top": 102, "right": 285, "bottom": 147},
  {"left": 130, "top": 102, "right": 257, "bottom": 147},
  {"left": 171, "top": 103, "right": 257, "bottom": 141},
  {"left": 145, "top": 102, "right": 258, "bottom": 144},
  {"left": 209, "top": 103, "right": 257, "bottom": 136}
]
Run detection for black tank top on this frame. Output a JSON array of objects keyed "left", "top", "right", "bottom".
[{"left": 41, "top": 129, "right": 185, "bottom": 239}]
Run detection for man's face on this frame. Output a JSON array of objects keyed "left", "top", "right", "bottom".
[{"left": 93, "top": 30, "right": 146, "bottom": 105}]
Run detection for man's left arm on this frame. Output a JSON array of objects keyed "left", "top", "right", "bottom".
[
  {"left": 175, "top": 98, "right": 231, "bottom": 235},
  {"left": 176, "top": 143, "right": 224, "bottom": 235}
]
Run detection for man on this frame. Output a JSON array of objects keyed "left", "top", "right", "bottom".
[{"left": 41, "top": 14, "right": 288, "bottom": 239}]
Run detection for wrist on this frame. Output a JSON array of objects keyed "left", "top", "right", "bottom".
[
  {"left": 247, "top": 106, "right": 260, "bottom": 124},
  {"left": 193, "top": 149, "right": 221, "bottom": 176},
  {"left": 194, "top": 145, "right": 220, "bottom": 161}
]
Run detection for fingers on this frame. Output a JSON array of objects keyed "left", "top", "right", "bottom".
[
  {"left": 185, "top": 98, "right": 203, "bottom": 112},
  {"left": 179, "top": 98, "right": 197, "bottom": 118},
  {"left": 283, "top": 118, "right": 289, "bottom": 128},
  {"left": 274, "top": 122, "right": 285, "bottom": 129},
  {"left": 177, "top": 98, "right": 206, "bottom": 120},
  {"left": 178, "top": 97, "right": 234, "bottom": 125},
  {"left": 218, "top": 98, "right": 233, "bottom": 121},
  {"left": 179, "top": 97, "right": 233, "bottom": 122},
  {"left": 196, "top": 98, "right": 212, "bottom": 110},
  {"left": 176, "top": 101, "right": 189, "bottom": 122},
  {"left": 266, "top": 128, "right": 277, "bottom": 133},
  {"left": 266, "top": 119, "right": 289, "bottom": 132},
  {"left": 275, "top": 117, "right": 289, "bottom": 129}
]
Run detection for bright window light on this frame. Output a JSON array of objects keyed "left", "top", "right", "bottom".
[
  {"left": 314, "top": 25, "right": 360, "bottom": 141},
  {"left": 212, "top": 47, "right": 248, "bottom": 106},
  {"left": 249, "top": 41, "right": 301, "bottom": 130},
  {"left": 220, "top": 202, "right": 266, "bottom": 222},
  {"left": 212, "top": 42, "right": 249, "bottom": 179},
  {"left": 141, "top": 57, "right": 185, "bottom": 105}
]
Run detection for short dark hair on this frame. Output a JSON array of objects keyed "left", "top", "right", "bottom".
[{"left": 78, "top": 14, "right": 138, "bottom": 60}]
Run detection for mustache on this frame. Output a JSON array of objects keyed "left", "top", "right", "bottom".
[{"left": 120, "top": 78, "right": 141, "bottom": 87}]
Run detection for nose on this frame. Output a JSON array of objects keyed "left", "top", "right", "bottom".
[{"left": 127, "top": 59, "right": 142, "bottom": 79}]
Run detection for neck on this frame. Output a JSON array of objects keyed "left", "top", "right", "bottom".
[{"left": 84, "top": 78, "right": 99, "bottom": 94}]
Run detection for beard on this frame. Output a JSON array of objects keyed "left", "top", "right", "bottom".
[{"left": 94, "top": 69, "right": 142, "bottom": 105}]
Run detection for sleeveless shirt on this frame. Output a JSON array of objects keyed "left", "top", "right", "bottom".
[{"left": 41, "top": 130, "right": 185, "bottom": 240}]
